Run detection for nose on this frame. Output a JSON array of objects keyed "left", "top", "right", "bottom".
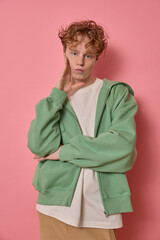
[{"left": 77, "top": 55, "right": 84, "bottom": 66}]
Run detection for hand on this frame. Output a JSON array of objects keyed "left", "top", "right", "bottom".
[
  {"left": 33, "top": 145, "right": 62, "bottom": 161},
  {"left": 56, "top": 53, "right": 86, "bottom": 97}
]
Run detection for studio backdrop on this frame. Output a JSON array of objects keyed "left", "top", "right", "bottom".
[{"left": 0, "top": 0, "right": 159, "bottom": 239}]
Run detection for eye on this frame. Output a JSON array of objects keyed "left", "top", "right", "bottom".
[
  {"left": 71, "top": 52, "right": 77, "bottom": 56},
  {"left": 86, "top": 54, "right": 92, "bottom": 58}
]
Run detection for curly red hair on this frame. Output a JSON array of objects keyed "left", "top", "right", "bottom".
[{"left": 58, "top": 20, "right": 109, "bottom": 59}]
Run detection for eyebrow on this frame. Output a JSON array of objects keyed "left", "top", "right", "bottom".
[
  {"left": 69, "top": 48, "right": 79, "bottom": 52},
  {"left": 69, "top": 48, "right": 95, "bottom": 55}
]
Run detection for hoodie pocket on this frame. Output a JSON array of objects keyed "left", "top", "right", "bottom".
[
  {"left": 32, "top": 160, "right": 47, "bottom": 191},
  {"left": 37, "top": 159, "right": 81, "bottom": 193}
]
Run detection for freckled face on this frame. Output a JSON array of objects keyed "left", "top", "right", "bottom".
[{"left": 65, "top": 35, "right": 97, "bottom": 83}]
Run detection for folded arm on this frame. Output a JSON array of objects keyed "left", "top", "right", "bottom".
[{"left": 59, "top": 85, "right": 138, "bottom": 173}]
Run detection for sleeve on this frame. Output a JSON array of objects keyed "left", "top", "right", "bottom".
[
  {"left": 59, "top": 84, "right": 138, "bottom": 173},
  {"left": 27, "top": 87, "right": 67, "bottom": 157}
]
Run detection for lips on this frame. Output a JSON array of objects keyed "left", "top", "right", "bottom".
[{"left": 75, "top": 69, "right": 83, "bottom": 73}]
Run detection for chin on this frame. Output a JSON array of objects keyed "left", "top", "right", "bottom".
[{"left": 72, "top": 74, "right": 86, "bottom": 81}]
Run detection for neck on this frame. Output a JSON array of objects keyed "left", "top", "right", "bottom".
[{"left": 72, "top": 76, "right": 96, "bottom": 87}]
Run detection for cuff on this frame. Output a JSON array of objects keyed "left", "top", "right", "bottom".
[
  {"left": 49, "top": 87, "right": 68, "bottom": 105},
  {"left": 59, "top": 144, "right": 72, "bottom": 162}
]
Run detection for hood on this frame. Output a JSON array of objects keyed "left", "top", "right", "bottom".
[{"left": 103, "top": 78, "right": 134, "bottom": 96}]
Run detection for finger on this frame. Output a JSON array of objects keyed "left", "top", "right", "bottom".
[
  {"left": 37, "top": 157, "right": 46, "bottom": 161},
  {"left": 33, "top": 155, "right": 41, "bottom": 159},
  {"left": 72, "top": 82, "right": 85, "bottom": 91},
  {"left": 63, "top": 51, "right": 66, "bottom": 58},
  {"left": 63, "top": 57, "right": 70, "bottom": 77},
  {"left": 63, "top": 52, "right": 68, "bottom": 65},
  {"left": 71, "top": 75, "right": 74, "bottom": 84},
  {"left": 34, "top": 156, "right": 44, "bottom": 159}
]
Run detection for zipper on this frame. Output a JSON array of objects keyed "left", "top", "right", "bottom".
[
  {"left": 62, "top": 87, "right": 112, "bottom": 215},
  {"left": 64, "top": 100, "right": 110, "bottom": 215},
  {"left": 94, "top": 87, "right": 111, "bottom": 137},
  {"left": 63, "top": 99, "right": 83, "bottom": 135},
  {"left": 94, "top": 87, "right": 111, "bottom": 216}
]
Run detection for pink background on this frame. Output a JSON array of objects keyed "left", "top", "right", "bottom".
[{"left": 0, "top": 0, "right": 160, "bottom": 239}]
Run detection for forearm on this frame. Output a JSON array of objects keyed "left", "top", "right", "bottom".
[
  {"left": 27, "top": 87, "right": 67, "bottom": 157},
  {"left": 59, "top": 86, "right": 138, "bottom": 173},
  {"left": 59, "top": 126, "right": 137, "bottom": 173}
]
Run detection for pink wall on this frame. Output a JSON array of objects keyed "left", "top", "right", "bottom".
[{"left": 0, "top": 0, "right": 159, "bottom": 239}]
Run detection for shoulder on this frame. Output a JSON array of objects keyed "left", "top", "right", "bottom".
[{"left": 102, "top": 78, "right": 135, "bottom": 96}]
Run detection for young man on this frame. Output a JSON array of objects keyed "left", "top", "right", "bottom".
[{"left": 27, "top": 20, "right": 138, "bottom": 240}]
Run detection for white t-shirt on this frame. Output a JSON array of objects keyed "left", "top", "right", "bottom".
[{"left": 36, "top": 78, "right": 123, "bottom": 229}]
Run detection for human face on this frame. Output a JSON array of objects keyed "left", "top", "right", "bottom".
[{"left": 65, "top": 35, "right": 97, "bottom": 84}]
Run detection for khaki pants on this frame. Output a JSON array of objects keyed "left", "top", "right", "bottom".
[{"left": 37, "top": 211, "right": 117, "bottom": 240}]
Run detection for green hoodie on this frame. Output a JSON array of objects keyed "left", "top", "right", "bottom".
[{"left": 27, "top": 78, "right": 138, "bottom": 216}]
